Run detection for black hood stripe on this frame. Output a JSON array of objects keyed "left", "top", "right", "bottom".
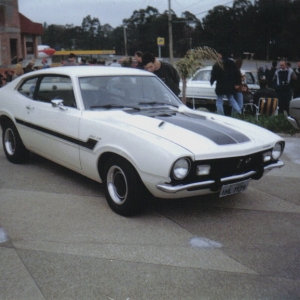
[{"left": 154, "top": 112, "right": 250, "bottom": 145}]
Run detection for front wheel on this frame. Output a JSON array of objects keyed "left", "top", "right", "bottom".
[
  {"left": 2, "top": 120, "right": 29, "bottom": 164},
  {"left": 103, "top": 156, "right": 144, "bottom": 216}
]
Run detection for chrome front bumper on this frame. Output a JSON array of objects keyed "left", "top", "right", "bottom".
[{"left": 156, "top": 160, "right": 284, "bottom": 194}]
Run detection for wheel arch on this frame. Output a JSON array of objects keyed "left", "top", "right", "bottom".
[
  {"left": 0, "top": 115, "right": 15, "bottom": 129},
  {"left": 97, "top": 152, "right": 151, "bottom": 195},
  {"left": 98, "top": 152, "right": 140, "bottom": 182}
]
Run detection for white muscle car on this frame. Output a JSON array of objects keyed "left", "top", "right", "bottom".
[{"left": 0, "top": 66, "right": 284, "bottom": 216}]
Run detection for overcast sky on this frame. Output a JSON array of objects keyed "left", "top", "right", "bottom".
[{"left": 18, "top": 0, "right": 234, "bottom": 28}]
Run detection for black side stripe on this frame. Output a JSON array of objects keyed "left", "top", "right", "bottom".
[{"left": 16, "top": 119, "right": 98, "bottom": 150}]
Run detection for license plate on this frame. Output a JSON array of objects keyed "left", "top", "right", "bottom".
[{"left": 219, "top": 179, "right": 250, "bottom": 197}]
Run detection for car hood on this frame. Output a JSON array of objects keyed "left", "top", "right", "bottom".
[{"left": 92, "top": 107, "right": 281, "bottom": 159}]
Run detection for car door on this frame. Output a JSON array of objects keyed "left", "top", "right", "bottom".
[
  {"left": 244, "top": 71, "right": 260, "bottom": 92},
  {"left": 186, "top": 69, "right": 215, "bottom": 99},
  {"left": 17, "top": 75, "right": 81, "bottom": 170}
]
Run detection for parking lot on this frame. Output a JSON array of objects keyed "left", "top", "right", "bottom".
[{"left": 0, "top": 134, "right": 300, "bottom": 300}]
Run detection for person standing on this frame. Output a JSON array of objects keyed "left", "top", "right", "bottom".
[
  {"left": 273, "top": 60, "right": 296, "bottom": 114},
  {"left": 63, "top": 53, "right": 78, "bottom": 66},
  {"left": 142, "top": 52, "right": 180, "bottom": 96},
  {"left": 24, "top": 59, "right": 35, "bottom": 73},
  {"left": 15, "top": 58, "right": 24, "bottom": 78},
  {"left": 42, "top": 58, "right": 50, "bottom": 68},
  {"left": 232, "top": 57, "right": 245, "bottom": 115},
  {"left": 4, "top": 70, "right": 12, "bottom": 82},
  {"left": 134, "top": 51, "right": 144, "bottom": 69},
  {"left": 210, "top": 49, "right": 242, "bottom": 115},
  {"left": 80, "top": 58, "right": 88, "bottom": 65},
  {"left": 265, "top": 61, "right": 277, "bottom": 87},
  {"left": 293, "top": 61, "right": 300, "bottom": 98},
  {"left": 110, "top": 59, "right": 122, "bottom": 67},
  {"left": 0, "top": 73, "right": 6, "bottom": 87}
]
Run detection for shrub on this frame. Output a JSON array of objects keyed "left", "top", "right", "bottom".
[{"left": 234, "top": 113, "right": 299, "bottom": 135}]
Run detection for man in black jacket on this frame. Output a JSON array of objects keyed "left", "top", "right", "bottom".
[
  {"left": 142, "top": 52, "right": 181, "bottom": 96},
  {"left": 265, "top": 61, "right": 277, "bottom": 87},
  {"left": 253, "top": 78, "right": 277, "bottom": 105},
  {"left": 273, "top": 60, "right": 296, "bottom": 114},
  {"left": 210, "top": 49, "right": 241, "bottom": 115}
]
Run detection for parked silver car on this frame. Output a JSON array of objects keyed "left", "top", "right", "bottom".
[
  {"left": 288, "top": 97, "right": 300, "bottom": 130},
  {"left": 179, "top": 66, "right": 259, "bottom": 111}
]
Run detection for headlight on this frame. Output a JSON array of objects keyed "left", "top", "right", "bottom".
[
  {"left": 172, "top": 158, "right": 191, "bottom": 180},
  {"left": 272, "top": 142, "right": 284, "bottom": 160}
]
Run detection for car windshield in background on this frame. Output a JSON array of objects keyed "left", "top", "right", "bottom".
[{"left": 79, "top": 75, "right": 181, "bottom": 110}]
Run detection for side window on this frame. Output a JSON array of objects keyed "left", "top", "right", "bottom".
[
  {"left": 192, "top": 71, "right": 203, "bottom": 81},
  {"left": 202, "top": 71, "right": 211, "bottom": 81},
  {"left": 192, "top": 70, "right": 210, "bottom": 81},
  {"left": 18, "top": 77, "right": 39, "bottom": 99},
  {"left": 245, "top": 72, "right": 254, "bottom": 85},
  {"left": 36, "top": 76, "right": 76, "bottom": 108}
]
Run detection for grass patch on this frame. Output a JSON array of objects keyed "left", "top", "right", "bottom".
[{"left": 234, "top": 113, "right": 300, "bottom": 135}]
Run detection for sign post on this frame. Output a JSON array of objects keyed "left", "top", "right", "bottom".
[{"left": 157, "top": 37, "right": 165, "bottom": 58}]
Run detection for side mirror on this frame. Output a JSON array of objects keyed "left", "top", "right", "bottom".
[{"left": 51, "top": 99, "right": 67, "bottom": 110}]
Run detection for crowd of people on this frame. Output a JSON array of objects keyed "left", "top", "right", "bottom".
[
  {"left": 60, "top": 51, "right": 181, "bottom": 96},
  {"left": 255, "top": 60, "right": 300, "bottom": 115},
  {"left": 0, "top": 70, "right": 15, "bottom": 87},
  {"left": 2, "top": 50, "right": 300, "bottom": 117},
  {"left": 210, "top": 49, "right": 300, "bottom": 116},
  {"left": 0, "top": 54, "right": 114, "bottom": 88}
]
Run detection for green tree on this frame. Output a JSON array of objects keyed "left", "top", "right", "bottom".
[
  {"left": 81, "top": 15, "right": 101, "bottom": 49},
  {"left": 201, "top": 6, "right": 236, "bottom": 53},
  {"left": 176, "top": 47, "right": 219, "bottom": 104},
  {"left": 40, "top": 2, "right": 300, "bottom": 61}
]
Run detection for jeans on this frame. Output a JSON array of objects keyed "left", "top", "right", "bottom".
[
  {"left": 276, "top": 90, "right": 292, "bottom": 114},
  {"left": 232, "top": 92, "right": 243, "bottom": 115},
  {"left": 216, "top": 94, "right": 241, "bottom": 115}
]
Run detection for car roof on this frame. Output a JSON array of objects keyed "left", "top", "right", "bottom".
[
  {"left": 198, "top": 66, "right": 252, "bottom": 73},
  {"left": 22, "top": 66, "right": 154, "bottom": 78}
]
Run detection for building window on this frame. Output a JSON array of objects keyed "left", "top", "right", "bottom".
[{"left": 0, "top": 5, "right": 5, "bottom": 26}]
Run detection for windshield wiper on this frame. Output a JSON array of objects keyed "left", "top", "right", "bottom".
[
  {"left": 90, "top": 104, "right": 140, "bottom": 110},
  {"left": 138, "top": 101, "right": 179, "bottom": 108}
]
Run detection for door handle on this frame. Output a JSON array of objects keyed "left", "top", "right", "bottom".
[{"left": 26, "top": 105, "right": 34, "bottom": 110}]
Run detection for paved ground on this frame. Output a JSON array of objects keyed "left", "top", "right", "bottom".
[{"left": 0, "top": 133, "right": 300, "bottom": 300}]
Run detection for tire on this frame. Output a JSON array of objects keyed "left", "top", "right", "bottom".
[
  {"left": 2, "top": 120, "right": 29, "bottom": 164},
  {"left": 103, "top": 156, "right": 144, "bottom": 216}
]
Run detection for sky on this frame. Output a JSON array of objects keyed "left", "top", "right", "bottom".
[{"left": 18, "top": 0, "right": 235, "bottom": 28}]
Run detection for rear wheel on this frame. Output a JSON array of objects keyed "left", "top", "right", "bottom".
[
  {"left": 2, "top": 120, "right": 29, "bottom": 164},
  {"left": 103, "top": 156, "right": 144, "bottom": 216}
]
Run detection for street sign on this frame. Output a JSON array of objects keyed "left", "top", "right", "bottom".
[{"left": 157, "top": 37, "right": 165, "bottom": 46}]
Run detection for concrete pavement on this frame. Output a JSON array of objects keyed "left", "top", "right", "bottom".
[{"left": 0, "top": 134, "right": 300, "bottom": 299}]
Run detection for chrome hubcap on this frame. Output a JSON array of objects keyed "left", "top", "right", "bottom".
[
  {"left": 107, "top": 165, "right": 128, "bottom": 205},
  {"left": 4, "top": 128, "right": 16, "bottom": 155}
]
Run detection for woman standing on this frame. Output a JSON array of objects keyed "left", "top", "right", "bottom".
[{"left": 232, "top": 57, "right": 245, "bottom": 115}]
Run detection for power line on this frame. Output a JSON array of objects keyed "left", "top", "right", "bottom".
[{"left": 194, "top": 1, "right": 234, "bottom": 16}]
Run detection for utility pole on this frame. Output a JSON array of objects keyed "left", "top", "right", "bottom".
[
  {"left": 168, "top": 0, "right": 174, "bottom": 64},
  {"left": 123, "top": 24, "right": 128, "bottom": 58}
]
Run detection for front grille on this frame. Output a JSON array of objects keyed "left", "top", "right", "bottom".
[{"left": 170, "top": 150, "right": 272, "bottom": 187}]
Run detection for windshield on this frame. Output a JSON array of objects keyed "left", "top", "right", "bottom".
[{"left": 79, "top": 75, "right": 181, "bottom": 110}]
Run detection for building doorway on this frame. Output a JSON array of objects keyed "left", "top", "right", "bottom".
[{"left": 10, "top": 39, "right": 17, "bottom": 64}]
